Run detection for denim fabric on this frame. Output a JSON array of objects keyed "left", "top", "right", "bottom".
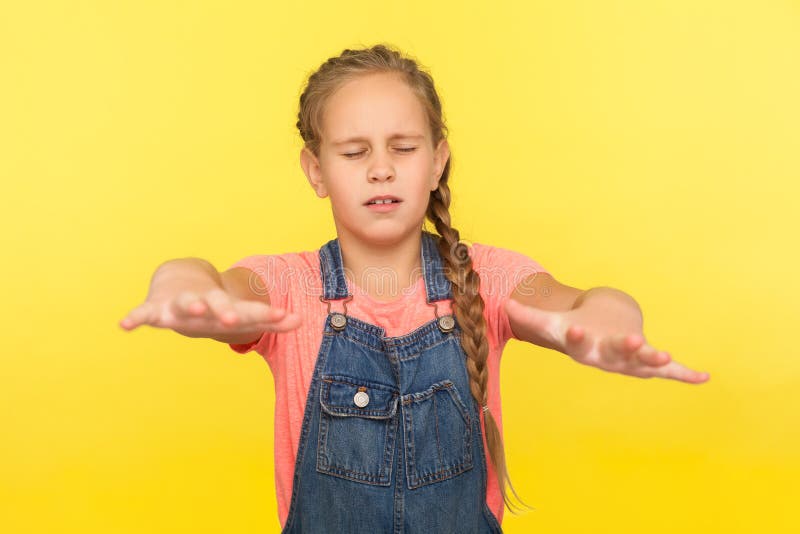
[{"left": 281, "top": 231, "right": 503, "bottom": 534}]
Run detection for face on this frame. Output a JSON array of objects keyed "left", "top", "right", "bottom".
[{"left": 300, "top": 71, "right": 450, "bottom": 246}]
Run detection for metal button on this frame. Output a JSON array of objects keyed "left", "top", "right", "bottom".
[
  {"left": 437, "top": 315, "right": 455, "bottom": 332},
  {"left": 330, "top": 313, "right": 347, "bottom": 330},
  {"left": 354, "top": 391, "right": 370, "bottom": 408}
]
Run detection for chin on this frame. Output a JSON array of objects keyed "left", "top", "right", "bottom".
[{"left": 354, "top": 225, "right": 417, "bottom": 246}]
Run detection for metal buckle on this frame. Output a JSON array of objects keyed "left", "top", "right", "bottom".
[
  {"left": 427, "top": 300, "right": 456, "bottom": 333},
  {"left": 319, "top": 294, "right": 353, "bottom": 331}
]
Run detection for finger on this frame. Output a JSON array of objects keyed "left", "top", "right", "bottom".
[
  {"left": 633, "top": 345, "right": 671, "bottom": 367},
  {"left": 611, "top": 333, "right": 645, "bottom": 353},
  {"left": 599, "top": 333, "right": 643, "bottom": 363},
  {"left": 203, "top": 289, "right": 240, "bottom": 326},
  {"left": 120, "top": 302, "right": 158, "bottom": 330},
  {"left": 564, "top": 323, "right": 593, "bottom": 359},
  {"left": 172, "top": 291, "right": 208, "bottom": 318},
  {"left": 650, "top": 360, "right": 711, "bottom": 384}
]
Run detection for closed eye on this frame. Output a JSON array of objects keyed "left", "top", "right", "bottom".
[{"left": 342, "top": 147, "right": 418, "bottom": 159}]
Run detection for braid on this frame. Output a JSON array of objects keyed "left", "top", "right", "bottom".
[{"left": 427, "top": 175, "right": 532, "bottom": 515}]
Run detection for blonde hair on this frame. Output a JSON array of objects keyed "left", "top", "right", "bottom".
[{"left": 296, "top": 42, "right": 531, "bottom": 514}]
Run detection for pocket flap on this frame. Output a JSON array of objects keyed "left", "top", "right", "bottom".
[{"left": 320, "top": 376, "right": 399, "bottom": 419}]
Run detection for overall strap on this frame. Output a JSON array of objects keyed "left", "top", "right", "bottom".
[
  {"left": 319, "top": 237, "right": 349, "bottom": 301},
  {"left": 420, "top": 231, "right": 453, "bottom": 303}
]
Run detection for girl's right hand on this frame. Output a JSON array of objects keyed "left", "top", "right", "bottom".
[{"left": 119, "top": 287, "right": 302, "bottom": 340}]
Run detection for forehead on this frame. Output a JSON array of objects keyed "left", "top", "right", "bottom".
[{"left": 322, "top": 72, "right": 429, "bottom": 144}]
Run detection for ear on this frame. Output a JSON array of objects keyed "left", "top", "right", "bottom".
[
  {"left": 300, "top": 146, "right": 328, "bottom": 198},
  {"left": 430, "top": 138, "right": 450, "bottom": 191}
]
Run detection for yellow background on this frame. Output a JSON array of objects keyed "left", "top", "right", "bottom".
[{"left": 2, "top": 1, "right": 798, "bottom": 532}]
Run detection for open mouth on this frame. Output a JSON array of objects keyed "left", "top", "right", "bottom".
[
  {"left": 365, "top": 197, "right": 402, "bottom": 212},
  {"left": 364, "top": 195, "right": 402, "bottom": 206}
]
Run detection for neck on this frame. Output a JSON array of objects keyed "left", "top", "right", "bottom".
[{"left": 337, "top": 230, "right": 424, "bottom": 302}]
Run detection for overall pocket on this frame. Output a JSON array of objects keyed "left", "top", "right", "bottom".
[
  {"left": 402, "top": 379, "right": 474, "bottom": 489},
  {"left": 316, "top": 375, "right": 399, "bottom": 486}
]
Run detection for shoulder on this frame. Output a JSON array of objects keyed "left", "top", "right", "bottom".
[
  {"left": 469, "top": 242, "right": 583, "bottom": 312},
  {"left": 462, "top": 242, "right": 549, "bottom": 344},
  {"left": 226, "top": 249, "right": 321, "bottom": 301},
  {"left": 227, "top": 248, "right": 320, "bottom": 276},
  {"left": 466, "top": 242, "right": 582, "bottom": 342},
  {"left": 459, "top": 241, "right": 551, "bottom": 333},
  {"left": 468, "top": 242, "right": 550, "bottom": 294},
  {"left": 469, "top": 242, "right": 547, "bottom": 269}
]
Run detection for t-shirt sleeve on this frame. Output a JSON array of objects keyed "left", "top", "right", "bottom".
[
  {"left": 469, "top": 243, "right": 550, "bottom": 345},
  {"left": 225, "top": 254, "right": 289, "bottom": 357}
]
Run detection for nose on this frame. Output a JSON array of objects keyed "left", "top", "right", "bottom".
[
  {"left": 367, "top": 149, "right": 395, "bottom": 183},
  {"left": 368, "top": 170, "right": 394, "bottom": 183}
]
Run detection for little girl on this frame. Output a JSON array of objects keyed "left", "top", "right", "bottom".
[{"left": 120, "top": 44, "right": 710, "bottom": 533}]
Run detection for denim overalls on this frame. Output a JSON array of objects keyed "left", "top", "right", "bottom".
[{"left": 281, "top": 231, "right": 503, "bottom": 534}]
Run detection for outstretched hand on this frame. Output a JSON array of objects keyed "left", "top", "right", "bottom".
[
  {"left": 119, "top": 288, "right": 303, "bottom": 339},
  {"left": 504, "top": 297, "right": 710, "bottom": 384}
]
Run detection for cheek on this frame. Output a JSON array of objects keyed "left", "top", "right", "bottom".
[
  {"left": 321, "top": 170, "right": 349, "bottom": 194},
  {"left": 415, "top": 185, "right": 433, "bottom": 210}
]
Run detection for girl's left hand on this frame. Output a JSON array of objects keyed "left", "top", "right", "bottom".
[{"left": 504, "top": 298, "right": 710, "bottom": 384}]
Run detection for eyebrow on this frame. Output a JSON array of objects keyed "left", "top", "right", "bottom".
[{"left": 330, "top": 133, "right": 425, "bottom": 146}]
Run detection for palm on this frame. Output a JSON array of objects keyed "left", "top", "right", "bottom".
[
  {"left": 504, "top": 298, "right": 710, "bottom": 384},
  {"left": 120, "top": 288, "right": 302, "bottom": 337}
]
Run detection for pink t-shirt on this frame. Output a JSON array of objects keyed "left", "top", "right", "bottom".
[{"left": 227, "top": 242, "right": 549, "bottom": 529}]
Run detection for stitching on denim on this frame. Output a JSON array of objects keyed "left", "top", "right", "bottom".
[
  {"left": 386, "top": 323, "right": 459, "bottom": 348},
  {"left": 320, "top": 395, "right": 398, "bottom": 418},
  {"left": 316, "top": 411, "right": 395, "bottom": 485},
  {"left": 317, "top": 465, "right": 392, "bottom": 485},
  {"left": 445, "top": 383, "right": 472, "bottom": 426},
  {"left": 329, "top": 314, "right": 385, "bottom": 339},
  {"left": 402, "top": 381, "right": 474, "bottom": 490},
  {"left": 315, "top": 414, "right": 394, "bottom": 484},
  {"left": 409, "top": 461, "right": 474, "bottom": 489},
  {"left": 321, "top": 376, "right": 398, "bottom": 392},
  {"left": 315, "top": 394, "right": 398, "bottom": 486},
  {"left": 401, "top": 380, "right": 455, "bottom": 405},
  {"left": 322, "top": 314, "right": 462, "bottom": 355},
  {"left": 403, "top": 405, "right": 416, "bottom": 485},
  {"left": 381, "top": 410, "right": 395, "bottom": 479},
  {"left": 397, "top": 337, "right": 455, "bottom": 361},
  {"left": 433, "top": 393, "right": 442, "bottom": 467},
  {"left": 330, "top": 333, "right": 384, "bottom": 352}
]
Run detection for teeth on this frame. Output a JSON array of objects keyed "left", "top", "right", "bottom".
[{"left": 370, "top": 199, "right": 397, "bottom": 204}]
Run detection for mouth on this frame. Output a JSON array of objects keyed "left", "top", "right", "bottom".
[{"left": 364, "top": 196, "right": 402, "bottom": 206}]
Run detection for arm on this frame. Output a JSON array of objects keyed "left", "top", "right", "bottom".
[
  {"left": 508, "top": 274, "right": 643, "bottom": 351},
  {"left": 506, "top": 272, "right": 583, "bottom": 351},
  {"left": 119, "top": 258, "right": 300, "bottom": 343},
  {"left": 504, "top": 273, "right": 710, "bottom": 384},
  {"left": 212, "top": 266, "right": 272, "bottom": 344}
]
